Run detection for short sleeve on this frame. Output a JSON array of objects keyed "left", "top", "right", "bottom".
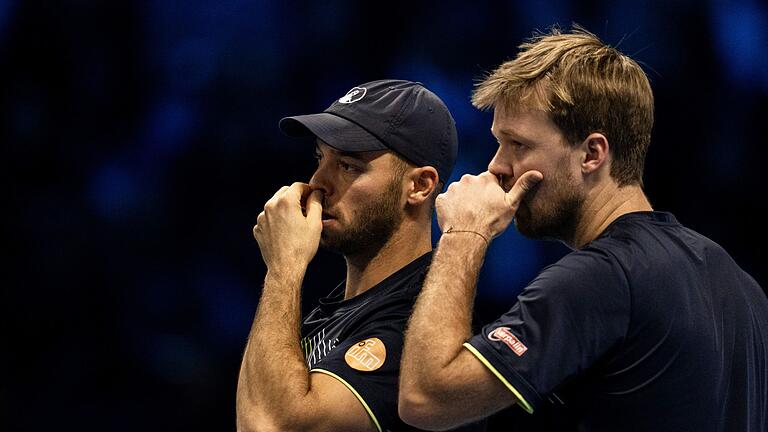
[
  {"left": 465, "top": 246, "right": 630, "bottom": 413},
  {"left": 310, "top": 314, "right": 409, "bottom": 432}
]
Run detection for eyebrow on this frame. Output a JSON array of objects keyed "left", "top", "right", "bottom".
[
  {"left": 493, "top": 127, "right": 534, "bottom": 145},
  {"left": 335, "top": 150, "right": 368, "bottom": 161},
  {"left": 494, "top": 128, "right": 521, "bottom": 138},
  {"left": 314, "top": 145, "right": 370, "bottom": 162}
]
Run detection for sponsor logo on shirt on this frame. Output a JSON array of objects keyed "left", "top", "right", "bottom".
[
  {"left": 488, "top": 327, "right": 528, "bottom": 356},
  {"left": 345, "top": 337, "right": 386, "bottom": 371}
]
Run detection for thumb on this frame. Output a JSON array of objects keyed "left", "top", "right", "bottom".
[
  {"left": 505, "top": 170, "right": 543, "bottom": 209},
  {"left": 305, "top": 189, "right": 324, "bottom": 222}
]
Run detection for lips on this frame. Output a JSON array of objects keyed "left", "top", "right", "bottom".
[{"left": 321, "top": 211, "right": 338, "bottom": 228}]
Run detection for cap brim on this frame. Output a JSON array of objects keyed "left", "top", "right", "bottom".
[{"left": 279, "top": 112, "right": 387, "bottom": 152}]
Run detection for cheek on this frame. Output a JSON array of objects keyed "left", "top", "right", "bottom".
[
  {"left": 333, "top": 186, "right": 369, "bottom": 219},
  {"left": 524, "top": 171, "right": 559, "bottom": 207}
]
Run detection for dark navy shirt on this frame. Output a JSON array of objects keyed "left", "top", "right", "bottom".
[
  {"left": 302, "top": 252, "right": 486, "bottom": 432},
  {"left": 467, "top": 212, "right": 768, "bottom": 431}
]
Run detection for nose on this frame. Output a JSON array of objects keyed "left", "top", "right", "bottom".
[
  {"left": 487, "top": 146, "right": 514, "bottom": 179},
  {"left": 309, "top": 164, "right": 332, "bottom": 197}
]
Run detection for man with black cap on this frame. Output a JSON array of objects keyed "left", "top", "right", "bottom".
[{"left": 236, "top": 80, "right": 482, "bottom": 432}]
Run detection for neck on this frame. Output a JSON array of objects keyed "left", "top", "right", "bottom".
[
  {"left": 570, "top": 181, "right": 653, "bottom": 249},
  {"left": 343, "top": 220, "right": 432, "bottom": 300}
]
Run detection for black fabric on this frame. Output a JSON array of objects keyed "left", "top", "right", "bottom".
[
  {"left": 468, "top": 211, "right": 768, "bottom": 431},
  {"left": 302, "top": 252, "right": 485, "bottom": 432}
]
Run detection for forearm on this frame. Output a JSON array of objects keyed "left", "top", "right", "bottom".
[
  {"left": 237, "top": 269, "right": 310, "bottom": 430},
  {"left": 401, "top": 232, "right": 487, "bottom": 394},
  {"left": 400, "top": 233, "right": 519, "bottom": 430}
]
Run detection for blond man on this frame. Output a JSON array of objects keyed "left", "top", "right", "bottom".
[{"left": 399, "top": 27, "right": 768, "bottom": 431}]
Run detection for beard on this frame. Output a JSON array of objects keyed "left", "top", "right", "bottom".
[
  {"left": 514, "top": 164, "right": 585, "bottom": 243},
  {"left": 320, "top": 176, "right": 404, "bottom": 258}
]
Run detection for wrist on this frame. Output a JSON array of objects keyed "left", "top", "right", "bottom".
[
  {"left": 439, "top": 229, "right": 490, "bottom": 256},
  {"left": 443, "top": 227, "right": 490, "bottom": 246},
  {"left": 265, "top": 266, "right": 305, "bottom": 285},
  {"left": 443, "top": 226, "right": 493, "bottom": 247}
]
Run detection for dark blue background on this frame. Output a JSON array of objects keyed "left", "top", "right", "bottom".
[{"left": 5, "top": 0, "right": 766, "bottom": 430}]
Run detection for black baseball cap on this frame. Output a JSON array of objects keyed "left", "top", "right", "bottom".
[{"left": 279, "top": 79, "right": 458, "bottom": 183}]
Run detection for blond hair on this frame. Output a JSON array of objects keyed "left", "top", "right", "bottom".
[{"left": 472, "top": 26, "right": 654, "bottom": 186}]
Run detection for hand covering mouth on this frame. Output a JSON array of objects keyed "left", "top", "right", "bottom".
[{"left": 497, "top": 174, "right": 512, "bottom": 193}]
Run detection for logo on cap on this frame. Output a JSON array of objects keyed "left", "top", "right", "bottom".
[
  {"left": 338, "top": 87, "right": 367, "bottom": 104},
  {"left": 488, "top": 327, "right": 528, "bottom": 356},
  {"left": 344, "top": 337, "right": 386, "bottom": 371}
]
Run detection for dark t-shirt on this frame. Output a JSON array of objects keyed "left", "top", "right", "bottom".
[
  {"left": 467, "top": 212, "right": 768, "bottom": 431},
  {"left": 302, "top": 252, "right": 485, "bottom": 432}
]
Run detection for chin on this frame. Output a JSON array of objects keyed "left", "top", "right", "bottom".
[{"left": 514, "top": 218, "right": 539, "bottom": 240}]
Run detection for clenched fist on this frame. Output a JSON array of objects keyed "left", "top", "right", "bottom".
[
  {"left": 436, "top": 170, "right": 543, "bottom": 242},
  {"left": 253, "top": 182, "right": 324, "bottom": 275}
]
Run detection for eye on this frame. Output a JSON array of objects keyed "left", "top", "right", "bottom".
[
  {"left": 339, "top": 160, "right": 357, "bottom": 172},
  {"left": 313, "top": 152, "right": 322, "bottom": 164}
]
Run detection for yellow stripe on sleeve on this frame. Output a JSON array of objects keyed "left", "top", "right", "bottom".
[
  {"left": 310, "top": 368, "right": 383, "bottom": 432},
  {"left": 462, "top": 342, "right": 535, "bottom": 414}
]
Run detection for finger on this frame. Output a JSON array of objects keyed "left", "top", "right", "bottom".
[
  {"left": 286, "top": 182, "right": 311, "bottom": 200},
  {"left": 505, "top": 170, "right": 543, "bottom": 209},
  {"left": 305, "top": 190, "right": 324, "bottom": 222},
  {"left": 478, "top": 171, "right": 497, "bottom": 182},
  {"left": 266, "top": 186, "right": 290, "bottom": 206},
  {"left": 478, "top": 171, "right": 505, "bottom": 189}
]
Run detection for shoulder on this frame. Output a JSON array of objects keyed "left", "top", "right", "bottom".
[
  {"left": 516, "top": 243, "right": 632, "bottom": 314},
  {"left": 537, "top": 244, "right": 627, "bottom": 287}
]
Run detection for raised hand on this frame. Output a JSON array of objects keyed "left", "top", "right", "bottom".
[
  {"left": 436, "top": 170, "right": 543, "bottom": 242},
  {"left": 253, "top": 182, "right": 324, "bottom": 274}
]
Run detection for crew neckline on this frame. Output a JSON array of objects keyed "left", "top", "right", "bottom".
[{"left": 318, "top": 251, "right": 433, "bottom": 311}]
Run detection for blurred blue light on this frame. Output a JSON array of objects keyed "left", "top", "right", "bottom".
[
  {"left": 512, "top": 0, "right": 574, "bottom": 31},
  {"left": 711, "top": 1, "right": 768, "bottom": 89},
  {"left": 481, "top": 228, "right": 544, "bottom": 301},
  {"left": 430, "top": 224, "right": 545, "bottom": 302},
  {"left": 604, "top": 1, "right": 661, "bottom": 68},
  {"left": 146, "top": 0, "right": 288, "bottom": 88},
  {"left": 89, "top": 163, "right": 142, "bottom": 221},
  {"left": 167, "top": 37, "right": 220, "bottom": 91},
  {"left": 141, "top": 100, "right": 196, "bottom": 158},
  {"left": 194, "top": 267, "right": 256, "bottom": 351},
  {"left": 0, "top": 0, "right": 15, "bottom": 40}
]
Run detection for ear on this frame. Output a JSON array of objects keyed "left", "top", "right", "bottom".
[
  {"left": 581, "top": 133, "right": 610, "bottom": 175},
  {"left": 406, "top": 166, "right": 439, "bottom": 206}
]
